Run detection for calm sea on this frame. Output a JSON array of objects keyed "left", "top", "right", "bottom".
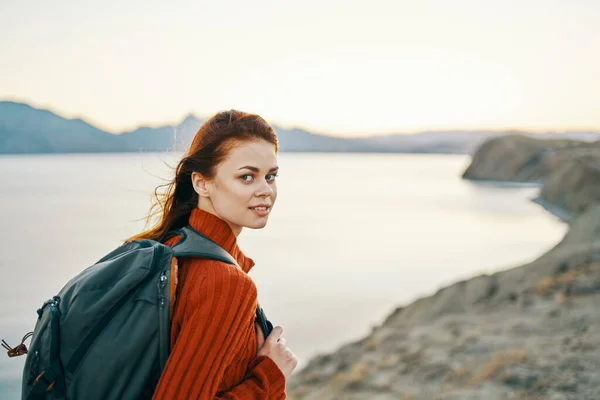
[{"left": 0, "top": 153, "right": 567, "bottom": 396}]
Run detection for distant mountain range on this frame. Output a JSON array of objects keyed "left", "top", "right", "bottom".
[{"left": 1, "top": 101, "right": 599, "bottom": 155}]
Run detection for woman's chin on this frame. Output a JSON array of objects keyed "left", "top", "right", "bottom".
[{"left": 245, "top": 218, "right": 269, "bottom": 230}]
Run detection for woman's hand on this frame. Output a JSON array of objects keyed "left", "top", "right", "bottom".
[{"left": 255, "top": 324, "right": 298, "bottom": 380}]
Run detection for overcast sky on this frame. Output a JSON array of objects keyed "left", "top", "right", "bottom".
[{"left": 1, "top": 0, "right": 599, "bottom": 136}]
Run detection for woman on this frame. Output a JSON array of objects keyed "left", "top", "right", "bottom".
[{"left": 128, "top": 110, "right": 298, "bottom": 399}]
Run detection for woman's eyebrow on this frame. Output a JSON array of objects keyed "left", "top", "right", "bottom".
[{"left": 238, "top": 166, "right": 279, "bottom": 172}]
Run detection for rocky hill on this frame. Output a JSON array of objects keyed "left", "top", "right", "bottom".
[
  {"left": 463, "top": 134, "right": 600, "bottom": 220},
  {"left": 536, "top": 154, "right": 600, "bottom": 218},
  {"left": 461, "top": 135, "right": 585, "bottom": 183},
  {"left": 287, "top": 135, "right": 600, "bottom": 399}
]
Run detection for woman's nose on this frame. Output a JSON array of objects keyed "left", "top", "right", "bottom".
[{"left": 255, "top": 179, "right": 274, "bottom": 197}]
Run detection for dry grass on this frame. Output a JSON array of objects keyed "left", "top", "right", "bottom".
[
  {"left": 555, "top": 292, "right": 570, "bottom": 306},
  {"left": 469, "top": 349, "right": 528, "bottom": 386},
  {"left": 365, "top": 335, "right": 379, "bottom": 350},
  {"left": 444, "top": 367, "right": 468, "bottom": 384},
  {"left": 286, "top": 386, "right": 311, "bottom": 399},
  {"left": 534, "top": 270, "right": 578, "bottom": 296},
  {"left": 333, "top": 361, "right": 368, "bottom": 388},
  {"left": 378, "top": 353, "right": 400, "bottom": 369}
]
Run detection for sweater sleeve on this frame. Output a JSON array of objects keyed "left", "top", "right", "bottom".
[{"left": 152, "top": 262, "right": 286, "bottom": 400}]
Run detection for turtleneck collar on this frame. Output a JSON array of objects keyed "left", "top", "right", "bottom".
[{"left": 188, "top": 208, "right": 255, "bottom": 273}]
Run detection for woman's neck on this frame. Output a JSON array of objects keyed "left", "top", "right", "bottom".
[{"left": 196, "top": 200, "right": 243, "bottom": 237}]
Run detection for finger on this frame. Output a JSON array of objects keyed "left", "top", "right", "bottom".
[
  {"left": 266, "top": 325, "right": 283, "bottom": 342},
  {"left": 277, "top": 337, "right": 286, "bottom": 346},
  {"left": 286, "top": 350, "right": 298, "bottom": 365}
]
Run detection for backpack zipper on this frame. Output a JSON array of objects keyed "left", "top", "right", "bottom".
[
  {"left": 157, "top": 270, "right": 170, "bottom": 370},
  {"left": 65, "top": 245, "right": 165, "bottom": 374}
]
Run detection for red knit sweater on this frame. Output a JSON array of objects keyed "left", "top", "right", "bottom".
[{"left": 152, "top": 208, "right": 286, "bottom": 399}]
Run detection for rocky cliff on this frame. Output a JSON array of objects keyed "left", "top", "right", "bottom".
[
  {"left": 287, "top": 135, "right": 600, "bottom": 399},
  {"left": 461, "top": 135, "right": 585, "bottom": 183},
  {"left": 463, "top": 134, "right": 600, "bottom": 219},
  {"left": 536, "top": 154, "right": 600, "bottom": 217}
]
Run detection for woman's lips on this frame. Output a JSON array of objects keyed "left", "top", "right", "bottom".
[{"left": 249, "top": 205, "right": 271, "bottom": 216}]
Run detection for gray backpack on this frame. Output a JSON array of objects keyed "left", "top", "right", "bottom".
[{"left": 16, "top": 225, "right": 273, "bottom": 400}]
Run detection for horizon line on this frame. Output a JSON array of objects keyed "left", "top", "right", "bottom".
[{"left": 3, "top": 97, "right": 600, "bottom": 139}]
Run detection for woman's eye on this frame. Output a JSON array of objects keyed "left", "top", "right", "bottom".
[{"left": 240, "top": 173, "right": 278, "bottom": 183}]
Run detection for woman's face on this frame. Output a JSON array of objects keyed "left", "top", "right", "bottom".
[{"left": 192, "top": 139, "right": 278, "bottom": 236}]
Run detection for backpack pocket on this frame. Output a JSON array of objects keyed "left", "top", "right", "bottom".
[{"left": 22, "top": 296, "right": 65, "bottom": 400}]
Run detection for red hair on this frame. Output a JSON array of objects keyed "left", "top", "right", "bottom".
[{"left": 127, "top": 109, "right": 278, "bottom": 242}]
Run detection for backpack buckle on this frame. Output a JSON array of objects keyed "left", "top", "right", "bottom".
[
  {"left": 31, "top": 369, "right": 57, "bottom": 394},
  {"left": 2, "top": 332, "right": 33, "bottom": 358},
  {"left": 5, "top": 343, "right": 28, "bottom": 357}
]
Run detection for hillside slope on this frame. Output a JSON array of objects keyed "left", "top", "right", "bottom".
[{"left": 287, "top": 136, "right": 600, "bottom": 399}]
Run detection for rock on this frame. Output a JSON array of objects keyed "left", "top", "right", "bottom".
[
  {"left": 537, "top": 154, "right": 600, "bottom": 216},
  {"left": 501, "top": 366, "right": 540, "bottom": 390},
  {"left": 462, "top": 134, "right": 582, "bottom": 182},
  {"left": 568, "top": 275, "right": 600, "bottom": 296}
]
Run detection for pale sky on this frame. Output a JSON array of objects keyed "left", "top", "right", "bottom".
[{"left": 1, "top": 0, "right": 599, "bottom": 137}]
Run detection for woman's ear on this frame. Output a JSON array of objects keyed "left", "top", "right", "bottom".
[{"left": 191, "top": 172, "right": 210, "bottom": 198}]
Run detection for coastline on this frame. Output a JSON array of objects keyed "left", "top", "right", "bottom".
[
  {"left": 462, "top": 177, "right": 544, "bottom": 188},
  {"left": 288, "top": 135, "right": 600, "bottom": 399},
  {"left": 531, "top": 196, "right": 574, "bottom": 224},
  {"left": 463, "top": 177, "right": 574, "bottom": 223}
]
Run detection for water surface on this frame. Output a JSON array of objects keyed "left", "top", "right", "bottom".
[{"left": 0, "top": 153, "right": 567, "bottom": 395}]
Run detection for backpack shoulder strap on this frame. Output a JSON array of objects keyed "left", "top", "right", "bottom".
[
  {"left": 169, "top": 225, "right": 237, "bottom": 266},
  {"left": 168, "top": 225, "right": 273, "bottom": 337}
]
